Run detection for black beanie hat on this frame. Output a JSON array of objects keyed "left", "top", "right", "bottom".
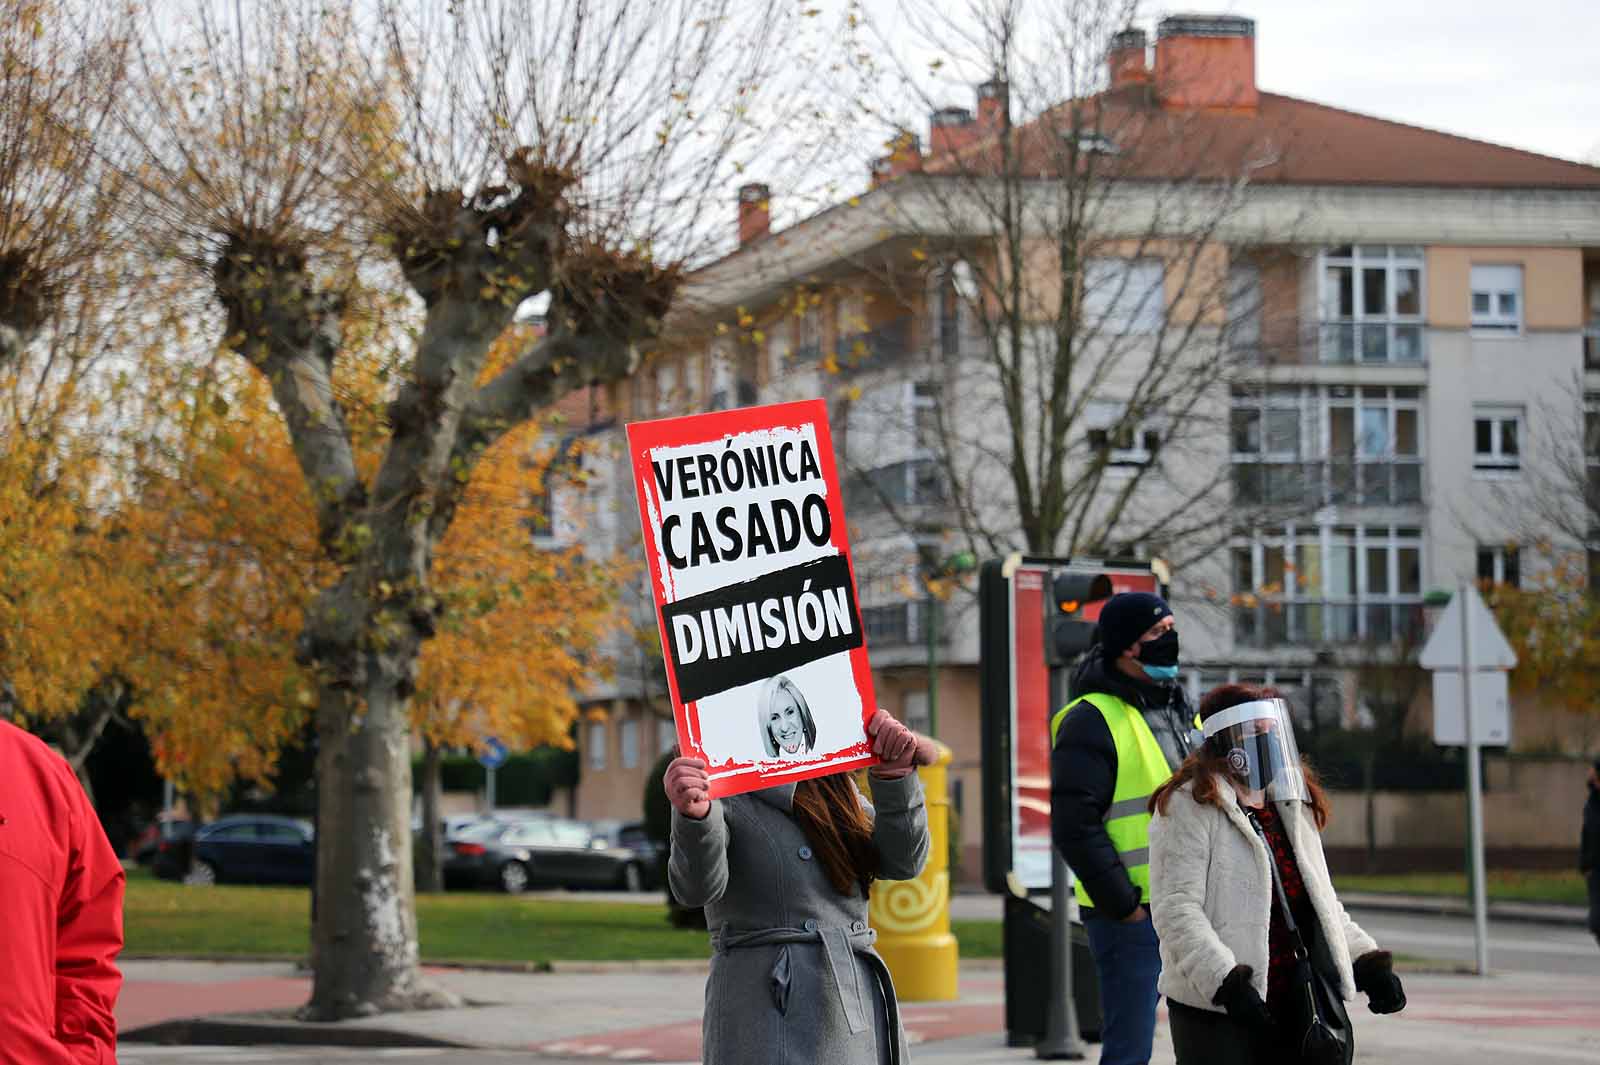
[{"left": 1097, "top": 591, "right": 1172, "bottom": 662}]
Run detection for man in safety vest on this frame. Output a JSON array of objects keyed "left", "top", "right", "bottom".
[{"left": 1050, "top": 591, "right": 1194, "bottom": 1065}]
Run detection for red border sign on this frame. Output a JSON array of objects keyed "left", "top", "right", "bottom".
[{"left": 627, "top": 399, "right": 878, "bottom": 798}]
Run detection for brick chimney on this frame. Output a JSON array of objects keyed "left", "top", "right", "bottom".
[
  {"left": 1154, "top": 14, "right": 1257, "bottom": 112},
  {"left": 887, "top": 130, "right": 923, "bottom": 177},
  {"left": 737, "top": 183, "right": 770, "bottom": 246},
  {"left": 976, "top": 79, "right": 1009, "bottom": 131},
  {"left": 1108, "top": 27, "right": 1150, "bottom": 89},
  {"left": 929, "top": 106, "right": 977, "bottom": 157}
]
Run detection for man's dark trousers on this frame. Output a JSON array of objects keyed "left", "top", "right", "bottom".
[{"left": 1083, "top": 912, "right": 1162, "bottom": 1065}]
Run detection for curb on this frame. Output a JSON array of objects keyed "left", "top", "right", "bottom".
[
  {"left": 1342, "top": 894, "right": 1589, "bottom": 929},
  {"left": 119, "top": 1016, "right": 471, "bottom": 1049}
]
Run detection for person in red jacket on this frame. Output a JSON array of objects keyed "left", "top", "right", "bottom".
[{"left": 0, "top": 718, "right": 125, "bottom": 1064}]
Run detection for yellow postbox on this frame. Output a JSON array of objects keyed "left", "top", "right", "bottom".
[{"left": 869, "top": 740, "right": 959, "bottom": 1001}]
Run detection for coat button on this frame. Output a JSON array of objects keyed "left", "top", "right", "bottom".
[
  {"left": 803, "top": 918, "right": 818, "bottom": 932},
  {"left": 798, "top": 846, "right": 813, "bottom": 860}
]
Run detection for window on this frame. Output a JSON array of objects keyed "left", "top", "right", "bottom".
[
  {"left": 1476, "top": 545, "right": 1520, "bottom": 588},
  {"left": 1226, "top": 262, "right": 1263, "bottom": 360},
  {"left": 794, "top": 302, "right": 827, "bottom": 363},
  {"left": 904, "top": 693, "right": 930, "bottom": 734},
  {"left": 619, "top": 718, "right": 640, "bottom": 770},
  {"left": 1318, "top": 245, "right": 1423, "bottom": 363},
  {"left": 710, "top": 349, "right": 735, "bottom": 410},
  {"left": 1086, "top": 400, "right": 1161, "bottom": 466},
  {"left": 1473, "top": 406, "right": 1522, "bottom": 473},
  {"left": 846, "top": 380, "right": 946, "bottom": 509},
  {"left": 1232, "top": 524, "right": 1424, "bottom": 646},
  {"left": 653, "top": 361, "right": 678, "bottom": 416},
  {"left": 586, "top": 720, "right": 608, "bottom": 770},
  {"left": 1470, "top": 264, "right": 1523, "bottom": 335},
  {"left": 1231, "top": 385, "right": 1422, "bottom": 507},
  {"left": 1083, "top": 258, "right": 1165, "bottom": 334},
  {"left": 656, "top": 715, "right": 678, "bottom": 758}
]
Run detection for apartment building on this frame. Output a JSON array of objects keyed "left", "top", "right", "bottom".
[{"left": 561, "top": 14, "right": 1600, "bottom": 865}]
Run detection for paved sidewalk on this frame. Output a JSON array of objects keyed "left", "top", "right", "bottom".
[{"left": 120, "top": 957, "right": 1600, "bottom": 1063}]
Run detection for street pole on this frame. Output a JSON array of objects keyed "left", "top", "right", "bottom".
[
  {"left": 487, "top": 764, "right": 497, "bottom": 813},
  {"left": 1036, "top": 850, "right": 1085, "bottom": 1059},
  {"left": 1457, "top": 580, "right": 1489, "bottom": 975},
  {"left": 927, "top": 594, "right": 940, "bottom": 739}
]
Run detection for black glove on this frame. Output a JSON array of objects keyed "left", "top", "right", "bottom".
[
  {"left": 1212, "top": 964, "right": 1274, "bottom": 1028},
  {"left": 1353, "top": 950, "right": 1407, "bottom": 1015}
]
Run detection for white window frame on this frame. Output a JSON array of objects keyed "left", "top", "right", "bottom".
[
  {"left": 1476, "top": 544, "right": 1521, "bottom": 588},
  {"left": 1231, "top": 523, "right": 1424, "bottom": 644},
  {"left": 903, "top": 692, "right": 931, "bottom": 734},
  {"left": 619, "top": 717, "right": 640, "bottom": 770},
  {"left": 1087, "top": 399, "right": 1162, "bottom": 467},
  {"left": 1472, "top": 405, "right": 1524, "bottom": 475},
  {"left": 710, "top": 345, "right": 735, "bottom": 410},
  {"left": 1230, "top": 385, "right": 1424, "bottom": 506},
  {"left": 586, "top": 719, "right": 608, "bottom": 771},
  {"left": 1470, "top": 264, "right": 1524, "bottom": 336},
  {"left": 1226, "top": 261, "right": 1263, "bottom": 359},
  {"left": 1083, "top": 257, "right": 1165, "bottom": 335},
  {"left": 1317, "top": 245, "right": 1425, "bottom": 364},
  {"left": 655, "top": 715, "right": 678, "bottom": 758},
  {"left": 653, "top": 361, "right": 678, "bottom": 416}
]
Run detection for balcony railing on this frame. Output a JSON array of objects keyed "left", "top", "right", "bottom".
[
  {"left": 1319, "top": 323, "right": 1424, "bottom": 364},
  {"left": 1233, "top": 459, "right": 1423, "bottom": 507},
  {"left": 1233, "top": 600, "right": 1425, "bottom": 648},
  {"left": 836, "top": 317, "right": 915, "bottom": 369},
  {"left": 1585, "top": 324, "right": 1600, "bottom": 371},
  {"left": 846, "top": 458, "right": 947, "bottom": 511},
  {"left": 862, "top": 600, "right": 930, "bottom": 647}
]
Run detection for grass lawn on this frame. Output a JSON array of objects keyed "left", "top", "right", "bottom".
[
  {"left": 124, "top": 872, "right": 1007, "bottom": 963},
  {"left": 1334, "top": 869, "right": 1587, "bottom": 907}
]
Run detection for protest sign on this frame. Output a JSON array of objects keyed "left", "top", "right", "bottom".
[{"left": 627, "top": 399, "right": 877, "bottom": 798}]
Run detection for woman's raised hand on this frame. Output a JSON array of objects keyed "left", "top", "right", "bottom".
[
  {"left": 664, "top": 756, "right": 712, "bottom": 820},
  {"left": 866, "top": 709, "right": 937, "bottom": 779}
]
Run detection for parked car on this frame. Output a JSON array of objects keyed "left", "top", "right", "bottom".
[
  {"left": 585, "top": 820, "right": 663, "bottom": 889},
  {"left": 141, "top": 817, "right": 198, "bottom": 871},
  {"left": 443, "top": 817, "right": 648, "bottom": 894},
  {"left": 154, "top": 814, "right": 316, "bottom": 887}
]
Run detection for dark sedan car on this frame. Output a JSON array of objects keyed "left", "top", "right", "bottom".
[
  {"left": 586, "top": 820, "right": 663, "bottom": 889},
  {"left": 154, "top": 814, "right": 316, "bottom": 886},
  {"left": 444, "top": 817, "right": 648, "bottom": 894}
]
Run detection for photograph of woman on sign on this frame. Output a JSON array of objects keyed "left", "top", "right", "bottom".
[{"left": 758, "top": 674, "right": 816, "bottom": 759}]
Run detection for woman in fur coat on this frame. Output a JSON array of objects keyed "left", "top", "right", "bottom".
[{"left": 1148, "top": 684, "right": 1407, "bottom": 1065}]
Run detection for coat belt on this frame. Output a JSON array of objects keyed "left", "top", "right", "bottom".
[{"left": 712, "top": 924, "right": 881, "bottom": 1036}]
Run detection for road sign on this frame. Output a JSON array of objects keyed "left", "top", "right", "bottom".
[
  {"left": 1431, "top": 670, "right": 1510, "bottom": 747},
  {"left": 477, "top": 737, "right": 509, "bottom": 770},
  {"left": 1419, "top": 584, "right": 1517, "bottom": 671},
  {"left": 1420, "top": 580, "right": 1517, "bottom": 978}
]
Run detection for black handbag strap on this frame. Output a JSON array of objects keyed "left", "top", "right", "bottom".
[{"left": 1244, "top": 807, "right": 1309, "bottom": 961}]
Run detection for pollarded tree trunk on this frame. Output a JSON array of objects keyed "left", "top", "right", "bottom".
[
  {"left": 302, "top": 578, "right": 457, "bottom": 1018},
  {"left": 417, "top": 736, "right": 445, "bottom": 894}
]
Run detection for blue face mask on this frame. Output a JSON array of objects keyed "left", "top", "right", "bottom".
[
  {"left": 1136, "top": 628, "right": 1180, "bottom": 682},
  {"left": 1140, "top": 663, "right": 1180, "bottom": 682}
]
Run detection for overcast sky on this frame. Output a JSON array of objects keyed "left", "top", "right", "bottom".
[
  {"left": 852, "top": 0, "right": 1599, "bottom": 165},
  {"left": 1239, "top": 0, "right": 1598, "bottom": 163}
]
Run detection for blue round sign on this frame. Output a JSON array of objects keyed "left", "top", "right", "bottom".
[{"left": 477, "top": 737, "right": 509, "bottom": 770}]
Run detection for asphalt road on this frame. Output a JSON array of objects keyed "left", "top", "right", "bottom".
[{"left": 1347, "top": 907, "right": 1598, "bottom": 976}]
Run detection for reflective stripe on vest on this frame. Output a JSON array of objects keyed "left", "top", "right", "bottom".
[{"left": 1050, "top": 691, "right": 1173, "bottom": 910}]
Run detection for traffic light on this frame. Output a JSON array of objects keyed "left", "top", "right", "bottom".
[{"left": 1045, "top": 570, "right": 1115, "bottom": 666}]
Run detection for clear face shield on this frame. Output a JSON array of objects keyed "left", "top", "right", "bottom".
[{"left": 1201, "top": 698, "right": 1308, "bottom": 803}]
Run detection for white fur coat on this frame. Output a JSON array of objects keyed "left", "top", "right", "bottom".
[{"left": 1148, "top": 777, "right": 1379, "bottom": 1013}]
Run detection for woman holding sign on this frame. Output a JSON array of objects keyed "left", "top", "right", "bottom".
[{"left": 665, "top": 709, "right": 935, "bottom": 1065}]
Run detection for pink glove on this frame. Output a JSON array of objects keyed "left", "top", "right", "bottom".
[
  {"left": 866, "top": 709, "right": 937, "bottom": 779},
  {"left": 664, "top": 756, "right": 711, "bottom": 819}
]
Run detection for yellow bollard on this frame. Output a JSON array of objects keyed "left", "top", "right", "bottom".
[{"left": 870, "top": 740, "right": 959, "bottom": 1001}]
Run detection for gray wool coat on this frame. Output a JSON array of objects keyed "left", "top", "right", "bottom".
[{"left": 669, "top": 772, "right": 931, "bottom": 1065}]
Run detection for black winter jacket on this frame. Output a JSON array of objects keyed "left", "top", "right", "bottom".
[
  {"left": 1582, "top": 785, "right": 1599, "bottom": 875},
  {"left": 1049, "top": 652, "right": 1194, "bottom": 919}
]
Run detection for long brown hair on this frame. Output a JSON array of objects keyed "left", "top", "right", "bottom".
[
  {"left": 791, "top": 773, "right": 880, "bottom": 896},
  {"left": 1149, "top": 683, "right": 1331, "bottom": 829}
]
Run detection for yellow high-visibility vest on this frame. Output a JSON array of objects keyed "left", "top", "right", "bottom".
[{"left": 1050, "top": 691, "right": 1172, "bottom": 910}]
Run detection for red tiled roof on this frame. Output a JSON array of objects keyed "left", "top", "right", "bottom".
[{"left": 924, "top": 87, "right": 1600, "bottom": 190}]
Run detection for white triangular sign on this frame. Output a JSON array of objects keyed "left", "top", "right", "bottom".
[{"left": 1419, "top": 584, "right": 1518, "bottom": 671}]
